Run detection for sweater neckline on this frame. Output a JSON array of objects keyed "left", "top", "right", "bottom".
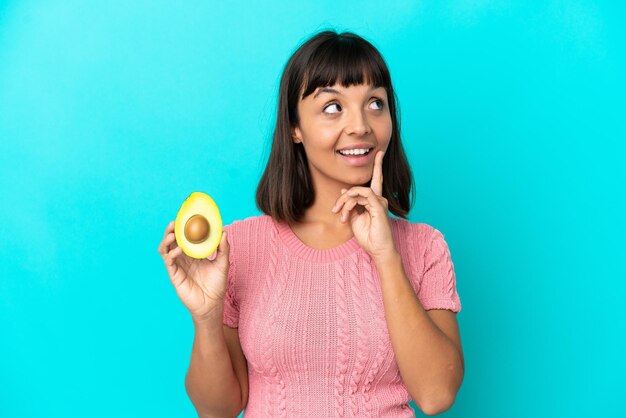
[{"left": 270, "top": 216, "right": 362, "bottom": 262}]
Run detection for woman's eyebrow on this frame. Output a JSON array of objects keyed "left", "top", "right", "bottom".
[{"left": 313, "top": 86, "right": 382, "bottom": 99}]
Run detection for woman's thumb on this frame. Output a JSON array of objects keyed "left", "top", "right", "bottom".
[
  {"left": 207, "top": 231, "right": 229, "bottom": 261},
  {"left": 218, "top": 230, "right": 229, "bottom": 255}
]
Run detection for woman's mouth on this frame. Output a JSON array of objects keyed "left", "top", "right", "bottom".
[{"left": 336, "top": 148, "right": 374, "bottom": 167}]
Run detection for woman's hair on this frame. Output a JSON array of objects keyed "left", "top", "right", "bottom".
[{"left": 256, "top": 30, "right": 415, "bottom": 224}]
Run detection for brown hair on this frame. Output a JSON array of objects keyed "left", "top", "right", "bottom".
[{"left": 256, "top": 30, "right": 415, "bottom": 224}]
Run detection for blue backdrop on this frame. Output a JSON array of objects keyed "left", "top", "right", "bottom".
[{"left": 1, "top": 1, "right": 624, "bottom": 417}]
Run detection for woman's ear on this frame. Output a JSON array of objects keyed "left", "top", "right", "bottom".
[{"left": 292, "top": 127, "right": 302, "bottom": 144}]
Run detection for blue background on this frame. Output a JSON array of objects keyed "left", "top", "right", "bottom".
[{"left": 1, "top": 1, "right": 624, "bottom": 417}]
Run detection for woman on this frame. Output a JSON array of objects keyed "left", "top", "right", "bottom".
[{"left": 158, "top": 30, "right": 464, "bottom": 417}]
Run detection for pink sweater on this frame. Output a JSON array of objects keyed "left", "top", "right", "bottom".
[{"left": 222, "top": 214, "right": 461, "bottom": 417}]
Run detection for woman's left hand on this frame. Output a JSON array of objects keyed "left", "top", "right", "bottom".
[{"left": 331, "top": 150, "right": 398, "bottom": 263}]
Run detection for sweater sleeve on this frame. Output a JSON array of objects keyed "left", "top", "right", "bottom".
[
  {"left": 417, "top": 227, "right": 462, "bottom": 313},
  {"left": 222, "top": 226, "right": 240, "bottom": 328}
]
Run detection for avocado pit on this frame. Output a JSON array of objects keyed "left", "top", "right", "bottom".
[{"left": 184, "top": 214, "right": 210, "bottom": 244}]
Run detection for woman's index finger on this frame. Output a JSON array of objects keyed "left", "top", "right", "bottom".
[
  {"left": 371, "top": 150, "right": 384, "bottom": 196},
  {"left": 164, "top": 220, "right": 174, "bottom": 238}
]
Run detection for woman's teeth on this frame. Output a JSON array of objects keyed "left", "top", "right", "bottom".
[{"left": 338, "top": 148, "right": 371, "bottom": 156}]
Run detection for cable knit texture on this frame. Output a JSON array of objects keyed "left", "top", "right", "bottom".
[{"left": 222, "top": 214, "right": 461, "bottom": 417}]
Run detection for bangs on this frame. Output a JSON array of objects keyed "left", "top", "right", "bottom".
[{"left": 300, "top": 35, "right": 391, "bottom": 100}]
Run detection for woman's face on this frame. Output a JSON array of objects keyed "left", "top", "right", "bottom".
[{"left": 292, "top": 82, "right": 392, "bottom": 189}]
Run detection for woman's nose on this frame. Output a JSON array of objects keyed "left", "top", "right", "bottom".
[{"left": 345, "top": 109, "right": 372, "bottom": 136}]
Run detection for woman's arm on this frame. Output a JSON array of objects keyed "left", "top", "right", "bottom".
[
  {"left": 375, "top": 251, "right": 464, "bottom": 416},
  {"left": 185, "top": 305, "right": 244, "bottom": 418}
]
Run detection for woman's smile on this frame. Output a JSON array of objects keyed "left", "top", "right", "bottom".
[{"left": 336, "top": 147, "right": 376, "bottom": 167}]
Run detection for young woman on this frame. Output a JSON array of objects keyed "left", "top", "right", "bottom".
[{"left": 159, "top": 30, "right": 464, "bottom": 417}]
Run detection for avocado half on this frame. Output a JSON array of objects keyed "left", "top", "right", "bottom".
[{"left": 174, "top": 191, "right": 223, "bottom": 259}]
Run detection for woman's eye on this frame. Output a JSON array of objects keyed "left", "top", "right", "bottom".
[
  {"left": 371, "top": 99, "right": 384, "bottom": 110},
  {"left": 323, "top": 103, "right": 341, "bottom": 114},
  {"left": 323, "top": 99, "right": 384, "bottom": 115}
]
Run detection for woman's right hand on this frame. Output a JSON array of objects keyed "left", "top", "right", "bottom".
[{"left": 158, "top": 220, "right": 231, "bottom": 323}]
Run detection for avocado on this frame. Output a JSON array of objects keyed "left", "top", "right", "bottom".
[{"left": 174, "top": 191, "right": 223, "bottom": 259}]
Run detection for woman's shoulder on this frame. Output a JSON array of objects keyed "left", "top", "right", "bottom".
[
  {"left": 389, "top": 217, "right": 455, "bottom": 275},
  {"left": 390, "top": 218, "right": 457, "bottom": 298},
  {"left": 223, "top": 213, "right": 272, "bottom": 232},
  {"left": 222, "top": 213, "right": 275, "bottom": 248},
  {"left": 390, "top": 216, "right": 438, "bottom": 246}
]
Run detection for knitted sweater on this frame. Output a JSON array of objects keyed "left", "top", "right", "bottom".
[{"left": 222, "top": 214, "right": 462, "bottom": 417}]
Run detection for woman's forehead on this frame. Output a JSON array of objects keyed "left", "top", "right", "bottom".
[{"left": 304, "top": 84, "right": 386, "bottom": 101}]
